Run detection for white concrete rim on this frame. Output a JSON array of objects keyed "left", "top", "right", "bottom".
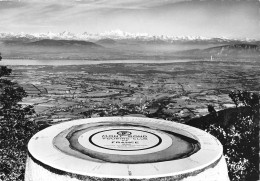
[{"left": 28, "top": 117, "right": 223, "bottom": 179}]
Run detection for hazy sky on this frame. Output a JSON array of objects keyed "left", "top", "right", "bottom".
[{"left": 0, "top": 0, "right": 259, "bottom": 39}]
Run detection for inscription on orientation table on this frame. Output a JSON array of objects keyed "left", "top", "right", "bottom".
[{"left": 89, "top": 129, "right": 162, "bottom": 151}]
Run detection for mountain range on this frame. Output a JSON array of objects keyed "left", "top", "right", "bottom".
[
  {"left": 28, "top": 39, "right": 102, "bottom": 47},
  {"left": 0, "top": 31, "right": 259, "bottom": 60},
  {"left": 177, "top": 44, "right": 260, "bottom": 59},
  {"left": 1, "top": 30, "right": 259, "bottom": 44}
]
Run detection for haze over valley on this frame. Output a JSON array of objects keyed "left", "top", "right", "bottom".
[{"left": 0, "top": 31, "right": 259, "bottom": 60}]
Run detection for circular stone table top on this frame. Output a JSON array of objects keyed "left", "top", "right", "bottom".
[{"left": 28, "top": 117, "right": 223, "bottom": 179}]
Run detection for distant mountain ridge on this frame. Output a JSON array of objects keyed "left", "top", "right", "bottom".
[
  {"left": 207, "top": 44, "right": 259, "bottom": 50},
  {"left": 28, "top": 39, "right": 102, "bottom": 47},
  {"left": 1, "top": 30, "right": 259, "bottom": 45},
  {"left": 0, "top": 31, "right": 259, "bottom": 60},
  {"left": 95, "top": 38, "right": 117, "bottom": 45},
  {"left": 177, "top": 43, "right": 260, "bottom": 58},
  {"left": 203, "top": 44, "right": 260, "bottom": 54}
]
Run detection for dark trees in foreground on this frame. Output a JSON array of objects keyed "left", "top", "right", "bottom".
[
  {"left": 188, "top": 91, "right": 259, "bottom": 181},
  {"left": 0, "top": 66, "right": 41, "bottom": 181}
]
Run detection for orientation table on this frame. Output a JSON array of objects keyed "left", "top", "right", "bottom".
[{"left": 25, "top": 117, "right": 230, "bottom": 181}]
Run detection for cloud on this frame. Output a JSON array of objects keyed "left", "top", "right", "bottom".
[{"left": 0, "top": 0, "right": 259, "bottom": 39}]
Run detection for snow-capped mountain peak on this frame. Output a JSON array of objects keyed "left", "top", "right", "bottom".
[
  {"left": 58, "top": 31, "right": 76, "bottom": 39},
  {"left": 0, "top": 30, "right": 258, "bottom": 43}
]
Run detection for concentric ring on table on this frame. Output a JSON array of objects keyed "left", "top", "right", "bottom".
[
  {"left": 53, "top": 122, "right": 199, "bottom": 163},
  {"left": 27, "top": 117, "right": 225, "bottom": 179}
]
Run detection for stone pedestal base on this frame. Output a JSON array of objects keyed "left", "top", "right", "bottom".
[
  {"left": 25, "top": 155, "right": 229, "bottom": 181},
  {"left": 25, "top": 117, "right": 230, "bottom": 181}
]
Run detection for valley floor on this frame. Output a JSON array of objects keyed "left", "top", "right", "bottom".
[{"left": 4, "top": 59, "right": 260, "bottom": 124}]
